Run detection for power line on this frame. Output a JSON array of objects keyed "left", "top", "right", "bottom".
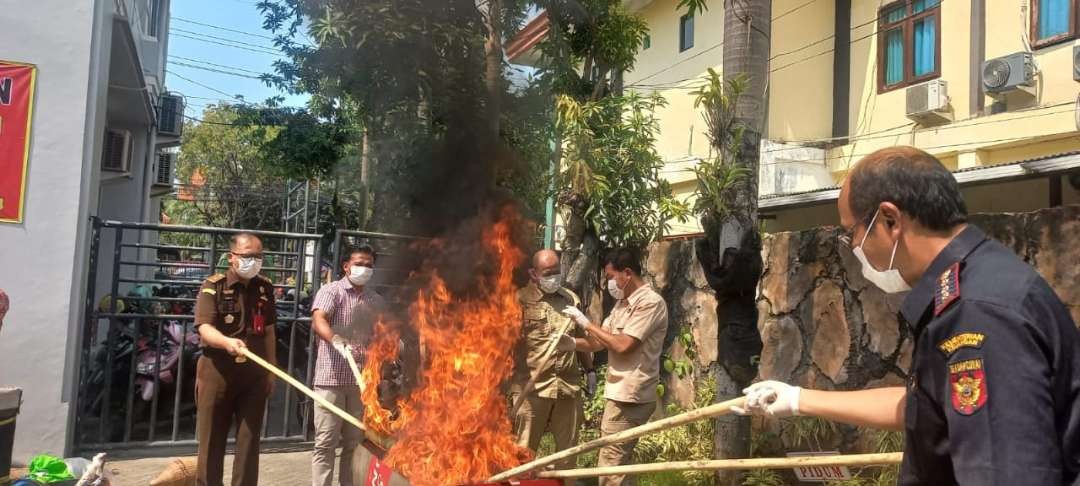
[
  {"left": 171, "top": 61, "right": 264, "bottom": 80},
  {"left": 167, "top": 70, "right": 255, "bottom": 105},
  {"left": 169, "top": 55, "right": 266, "bottom": 75},
  {"left": 772, "top": 0, "right": 820, "bottom": 22},
  {"left": 170, "top": 32, "right": 286, "bottom": 57},
  {"left": 172, "top": 16, "right": 316, "bottom": 48},
  {"left": 171, "top": 27, "right": 283, "bottom": 53}
]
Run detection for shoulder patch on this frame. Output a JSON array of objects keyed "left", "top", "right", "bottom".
[
  {"left": 938, "top": 332, "right": 985, "bottom": 355},
  {"left": 949, "top": 358, "right": 987, "bottom": 415},
  {"left": 934, "top": 262, "right": 961, "bottom": 316},
  {"left": 207, "top": 273, "right": 225, "bottom": 284},
  {"left": 201, "top": 288, "right": 217, "bottom": 295}
]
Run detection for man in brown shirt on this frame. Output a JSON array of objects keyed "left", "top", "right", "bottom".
[
  {"left": 563, "top": 247, "right": 668, "bottom": 486},
  {"left": 194, "top": 233, "right": 277, "bottom": 486},
  {"left": 510, "top": 249, "right": 590, "bottom": 470}
]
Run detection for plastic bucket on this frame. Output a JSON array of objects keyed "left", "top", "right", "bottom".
[{"left": 0, "top": 388, "right": 21, "bottom": 486}]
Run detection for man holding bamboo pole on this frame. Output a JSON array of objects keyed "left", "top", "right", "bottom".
[
  {"left": 509, "top": 249, "right": 592, "bottom": 472},
  {"left": 734, "top": 147, "right": 1080, "bottom": 486},
  {"left": 310, "top": 245, "right": 386, "bottom": 486},
  {"left": 194, "top": 233, "right": 277, "bottom": 486},
  {"left": 561, "top": 247, "right": 668, "bottom": 486}
]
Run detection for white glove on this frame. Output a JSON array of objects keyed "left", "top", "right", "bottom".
[
  {"left": 731, "top": 380, "right": 802, "bottom": 417},
  {"left": 331, "top": 335, "right": 353, "bottom": 359},
  {"left": 555, "top": 333, "right": 577, "bottom": 352},
  {"left": 561, "top": 307, "right": 590, "bottom": 331}
]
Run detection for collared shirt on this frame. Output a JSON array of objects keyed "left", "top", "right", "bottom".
[
  {"left": 602, "top": 284, "right": 668, "bottom": 404},
  {"left": 896, "top": 225, "right": 1080, "bottom": 486},
  {"left": 194, "top": 269, "right": 277, "bottom": 360},
  {"left": 512, "top": 283, "right": 584, "bottom": 399},
  {"left": 311, "top": 277, "right": 386, "bottom": 387}
]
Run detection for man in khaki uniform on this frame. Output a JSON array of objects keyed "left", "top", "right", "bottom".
[
  {"left": 563, "top": 248, "right": 668, "bottom": 486},
  {"left": 511, "top": 249, "right": 591, "bottom": 469},
  {"left": 194, "top": 233, "right": 277, "bottom": 486}
]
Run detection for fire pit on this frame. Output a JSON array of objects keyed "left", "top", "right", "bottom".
[{"left": 352, "top": 441, "right": 559, "bottom": 486}]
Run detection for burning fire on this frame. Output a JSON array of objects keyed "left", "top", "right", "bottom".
[{"left": 360, "top": 210, "right": 533, "bottom": 485}]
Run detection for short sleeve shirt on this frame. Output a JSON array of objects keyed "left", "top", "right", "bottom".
[
  {"left": 311, "top": 277, "right": 386, "bottom": 387},
  {"left": 897, "top": 225, "right": 1080, "bottom": 485},
  {"left": 602, "top": 285, "right": 668, "bottom": 404},
  {"left": 512, "top": 283, "right": 584, "bottom": 399}
]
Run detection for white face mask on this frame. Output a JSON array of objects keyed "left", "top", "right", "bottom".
[
  {"left": 607, "top": 278, "right": 625, "bottom": 301},
  {"left": 235, "top": 257, "right": 262, "bottom": 280},
  {"left": 348, "top": 265, "right": 374, "bottom": 286},
  {"left": 538, "top": 274, "right": 563, "bottom": 294},
  {"left": 853, "top": 209, "right": 911, "bottom": 294}
]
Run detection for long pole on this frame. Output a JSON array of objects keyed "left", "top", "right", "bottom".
[
  {"left": 489, "top": 396, "right": 748, "bottom": 481},
  {"left": 536, "top": 452, "right": 905, "bottom": 479},
  {"left": 510, "top": 320, "right": 573, "bottom": 417}
]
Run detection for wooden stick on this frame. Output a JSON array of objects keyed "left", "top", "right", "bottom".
[
  {"left": 240, "top": 348, "right": 364, "bottom": 430},
  {"left": 343, "top": 348, "right": 367, "bottom": 394},
  {"left": 536, "top": 452, "right": 904, "bottom": 479},
  {"left": 510, "top": 321, "right": 574, "bottom": 417},
  {"left": 489, "top": 395, "right": 748, "bottom": 482}
]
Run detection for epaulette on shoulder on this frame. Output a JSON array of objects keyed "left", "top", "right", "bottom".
[
  {"left": 206, "top": 273, "right": 226, "bottom": 284},
  {"left": 934, "top": 262, "right": 961, "bottom": 316}
]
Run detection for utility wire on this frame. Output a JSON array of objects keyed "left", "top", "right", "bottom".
[
  {"left": 171, "top": 27, "right": 283, "bottom": 53},
  {"left": 169, "top": 55, "right": 266, "bottom": 75},
  {"left": 167, "top": 70, "right": 255, "bottom": 105},
  {"left": 171, "top": 61, "right": 264, "bottom": 80},
  {"left": 170, "top": 32, "right": 286, "bottom": 57},
  {"left": 173, "top": 16, "right": 316, "bottom": 48}
]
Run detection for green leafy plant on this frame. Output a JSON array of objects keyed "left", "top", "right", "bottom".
[
  {"left": 741, "top": 469, "right": 785, "bottom": 486},
  {"left": 634, "top": 377, "right": 717, "bottom": 485}
]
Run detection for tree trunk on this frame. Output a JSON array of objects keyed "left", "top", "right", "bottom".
[
  {"left": 712, "top": 1, "right": 771, "bottom": 484},
  {"left": 482, "top": 0, "right": 504, "bottom": 140}
]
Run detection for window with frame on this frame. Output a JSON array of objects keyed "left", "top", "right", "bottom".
[
  {"left": 643, "top": 34, "right": 652, "bottom": 50},
  {"left": 878, "top": 0, "right": 941, "bottom": 93},
  {"left": 680, "top": 14, "right": 694, "bottom": 52},
  {"left": 146, "top": 0, "right": 160, "bottom": 37},
  {"left": 1032, "top": 0, "right": 1077, "bottom": 47}
]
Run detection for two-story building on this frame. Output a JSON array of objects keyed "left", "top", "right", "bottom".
[
  {"left": 0, "top": 0, "right": 177, "bottom": 460},
  {"left": 508, "top": 0, "right": 1080, "bottom": 235}
]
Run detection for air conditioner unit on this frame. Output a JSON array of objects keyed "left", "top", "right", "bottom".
[
  {"left": 982, "top": 52, "right": 1035, "bottom": 97},
  {"left": 158, "top": 93, "right": 184, "bottom": 137},
  {"left": 1073, "top": 45, "right": 1080, "bottom": 82},
  {"left": 905, "top": 79, "right": 952, "bottom": 124},
  {"left": 102, "top": 129, "right": 132, "bottom": 172},
  {"left": 154, "top": 152, "right": 175, "bottom": 186}
]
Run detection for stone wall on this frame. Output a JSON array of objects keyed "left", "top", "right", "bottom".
[{"left": 642, "top": 204, "right": 1079, "bottom": 425}]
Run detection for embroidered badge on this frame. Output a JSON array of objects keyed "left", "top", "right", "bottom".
[
  {"left": 224, "top": 314, "right": 235, "bottom": 324},
  {"left": 949, "top": 358, "right": 987, "bottom": 415},
  {"left": 938, "top": 332, "right": 985, "bottom": 355},
  {"left": 201, "top": 288, "right": 216, "bottom": 295},
  {"left": 934, "top": 262, "right": 961, "bottom": 316}
]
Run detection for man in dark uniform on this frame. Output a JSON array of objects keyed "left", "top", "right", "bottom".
[
  {"left": 733, "top": 146, "right": 1080, "bottom": 485},
  {"left": 194, "top": 233, "right": 277, "bottom": 486}
]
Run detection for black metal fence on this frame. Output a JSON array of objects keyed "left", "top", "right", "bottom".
[
  {"left": 75, "top": 219, "right": 324, "bottom": 452},
  {"left": 74, "top": 220, "right": 427, "bottom": 453}
]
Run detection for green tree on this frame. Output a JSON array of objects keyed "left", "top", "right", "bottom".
[{"left": 170, "top": 104, "right": 287, "bottom": 231}]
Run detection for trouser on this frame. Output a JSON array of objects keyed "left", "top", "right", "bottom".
[
  {"left": 512, "top": 393, "right": 582, "bottom": 470},
  {"left": 195, "top": 355, "right": 270, "bottom": 486},
  {"left": 597, "top": 399, "right": 655, "bottom": 486},
  {"left": 312, "top": 385, "right": 364, "bottom": 486}
]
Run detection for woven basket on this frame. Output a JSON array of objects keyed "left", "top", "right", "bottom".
[{"left": 148, "top": 458, "right": 196, "bottom": 486}]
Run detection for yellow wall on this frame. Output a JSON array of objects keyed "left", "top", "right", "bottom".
[
  {"left": 826, "top": 0, "right": 1080, "bottom": 175},
  {"left": 767, "top": 0, "right": 836, "bottom": 141}
]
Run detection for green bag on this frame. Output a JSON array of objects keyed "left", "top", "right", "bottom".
[{"left": 26, "top": 454, "right": 75, "bottom": 483}]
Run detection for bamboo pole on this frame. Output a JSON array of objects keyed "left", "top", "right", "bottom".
[
  {"left": 343, "top": 347, "right": 367, "bottom": 394},
  {"left": 510, "top": 320, "right": 574, "bottom": 417},
  {"left": 488, "top": 396, "right": 748, "bottom": 482},
  {"left": 536, "top": 452, "right": 904, "bottom": 479},
  {"left": 241, "top": 348, "right": 365, "bottom": 430}
]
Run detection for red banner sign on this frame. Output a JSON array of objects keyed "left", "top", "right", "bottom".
[{"left": 0, "top": 61, "right": 37, "bottom": 223}]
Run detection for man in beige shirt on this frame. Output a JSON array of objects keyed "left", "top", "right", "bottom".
[
  {"left": 562, "top": 248, "right": 669, "bottom": 486},
  {"left": 510, "top": 249, "right": 591, "bottom": 470}
]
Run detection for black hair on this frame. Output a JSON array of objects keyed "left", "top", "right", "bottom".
[
  {"left": 605, "top": 247, "right": 642, "bottom": 276},
  {"left": 849, "top": 146, "right": 967, "bottom": 231},
  {"left": 340, "top": 244, "right": 378, "bottom": 267}
]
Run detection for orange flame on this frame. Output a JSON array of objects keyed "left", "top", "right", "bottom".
[{"left": 361, "top": 210, "right": 533, "bottom": 485}]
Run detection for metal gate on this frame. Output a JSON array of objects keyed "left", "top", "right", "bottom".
[
  {"left": 75, "top": 219, "right": 325, "bottom": 452},
  {"left": 330, "top": 229, "right": 427, "bottom": 308}
]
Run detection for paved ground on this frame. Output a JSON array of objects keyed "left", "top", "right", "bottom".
[{"left": 105, "top": 446, "right": 320, "bottom": 485}]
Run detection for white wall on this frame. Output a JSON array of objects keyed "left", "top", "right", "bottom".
[{"left": 0, "top": 0, "right": 107, "bottom": 461}]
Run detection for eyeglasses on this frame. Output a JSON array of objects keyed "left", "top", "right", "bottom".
[{"left": 231, "top": 251, "right": 264, "bottom": 260}]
